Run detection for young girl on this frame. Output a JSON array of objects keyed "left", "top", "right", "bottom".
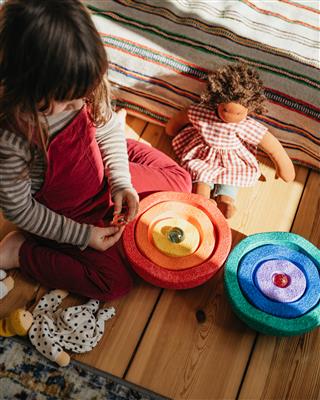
[
  {"left": 166, "top": 63, "right": 295, "bottom": 218},
  {"left": 0, "top": 0, "right": 191, "bottom": 301}
]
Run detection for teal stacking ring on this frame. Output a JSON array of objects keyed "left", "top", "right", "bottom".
[{"left": 224, "top": 232, "right": 320, "bottom": 336}]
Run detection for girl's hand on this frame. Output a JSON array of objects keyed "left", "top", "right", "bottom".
[
  {"left": 113, "top": 188, "right": 139, "bottom": 223},
  {"left": 88, "top": 226, "right": 125, "bottom": 251}
]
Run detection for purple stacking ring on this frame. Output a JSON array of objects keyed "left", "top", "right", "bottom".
[{"left": 255, "top": 260, "right": 307, "bottom": 302}]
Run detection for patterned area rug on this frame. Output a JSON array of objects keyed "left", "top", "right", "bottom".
[{"left": 0, "top": 337, "right": 168, "bottom": 400}]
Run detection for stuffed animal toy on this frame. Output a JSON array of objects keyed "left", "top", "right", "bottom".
[
  {"left": 166, "top": 62, "right": 295, "bottom": 218},
  {"left": 28, "top": 289, "right": 116, "bottom": 367},
  {"left": 0, "top": 308, "right": 33, "bottom": 336},
  {"left": 0, "top": 269, "right": 14, "bottom": 299},
  {"left": 0, "top": 288, "right": 116, "bottom": 367}
]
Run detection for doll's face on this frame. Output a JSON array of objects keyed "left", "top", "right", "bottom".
[{"left": 217, "top": 102, "right": 248, "bottom": 123}]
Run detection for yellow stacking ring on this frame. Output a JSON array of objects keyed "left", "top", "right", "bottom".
[
  {"left": 151, "top": 217, "right": 200, "bottom": 257},
  {"left": 135, "top": 200, "right": 215, "bottom": 270}
]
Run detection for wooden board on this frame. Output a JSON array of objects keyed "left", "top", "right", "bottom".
[
  {"left": 291, "top": 171, "right": 320, "bottom": 248},
  {"left": 125, "top": 124, "right": 310, "bottom": 399},
  {"left": 74, "top": 279, "right": 160, "bottom": 376},
  {"left": 238, "top": 170, "right": 320, "bottom": 400}
]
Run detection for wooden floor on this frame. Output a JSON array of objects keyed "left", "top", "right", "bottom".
[{"left": 1, "top": 116, "right": 319, "bottom": 400}]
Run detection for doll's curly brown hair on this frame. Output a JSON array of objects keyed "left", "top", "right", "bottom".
[{"left": 201, "top": 63, "right": 267, "bottom": 115}]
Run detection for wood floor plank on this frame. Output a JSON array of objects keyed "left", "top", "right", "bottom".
[
  {"left": 0, "top": 270, "right": 39, "bottom": 318},
  {"left": 291, "top": 171, "right": 320, "bottom": 247},
  {"left": 74, "top": 280, "right": 160, "bottom": 376},
  {"left": 139, "top": 123, "right": 176, "bottom": 159},
  {"left": 126, "top": 126, "right": 310, "bottom": 399},
  {"left": 125, "top": 115, "right": 147, "bottom": 141},
  {"left": 238, "top": 170, "right": 320, "bottom": 400}
]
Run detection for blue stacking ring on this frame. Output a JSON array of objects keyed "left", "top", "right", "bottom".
[
  {"left": 224, "top": 232, "right": 320, "bottom": 336},
  {"left": 238, "top": 244, "right": 320, "bottom": 318}
]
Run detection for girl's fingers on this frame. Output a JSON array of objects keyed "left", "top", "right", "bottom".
[
  {"left": 103, "top": 226, "right": 120, "bottom": 236},
  {"left": 113, "top": 195, "right": 123, "bottom": 215},
  {"left": 102, "top": 226, "right": 124, "bottom": 247},
  {"left": 126, "top": 194, "right": 139, "bottom": 221}
]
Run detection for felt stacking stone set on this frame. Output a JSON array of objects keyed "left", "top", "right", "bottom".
[
  {"left": 225, "top": 232, "right": 320, "bottom": 336},
  {"left": 123, "top": 192, "right": 232, "bottom": 289},
  {"left": 123, "top": 192, "right": 320, "bottom": 336}
]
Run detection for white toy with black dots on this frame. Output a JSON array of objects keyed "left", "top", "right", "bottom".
[
  {"left": 28, "top": 289, "right": 116, "bottom": 367},
  {"left": 0, "top": 269, "right": 14, "bottom": 299}
]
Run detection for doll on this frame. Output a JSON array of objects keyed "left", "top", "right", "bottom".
[
  {"left": 0, "top": 308, "right": 33, "bottom": 336},
  {"left": 0, "top": 289, "right": 116, "bottom": 367},
  {"left": 28, "top": 289, "right": 116, "bottom": 367},
  {"left": 166, "top": 63, "right": 295, "bottom": 218}
]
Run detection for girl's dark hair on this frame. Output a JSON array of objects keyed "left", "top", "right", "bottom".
[
  {"left": 0, "top": 0, "right": 110, "bottom": 153},
  {"left": 201, "top": 63, "right": 267, "bottom": 115}
]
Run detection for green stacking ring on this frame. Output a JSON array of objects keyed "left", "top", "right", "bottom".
[{"left": 224, "top": 232, "right": 320, "bottom": 336}]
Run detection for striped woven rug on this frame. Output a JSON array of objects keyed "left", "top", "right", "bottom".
[{"left": 86, "top": 0, "right": 319, "bottom": 169}]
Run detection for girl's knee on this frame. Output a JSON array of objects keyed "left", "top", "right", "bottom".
[
  {"left": 181, "top": 168, "right": 192, "bottom": 192},
  {"left": 98, "top": 270, "right": 133, "bottom": 302},
  {"left": 171, "top": 165, "right": 192, "bottom": 193}
]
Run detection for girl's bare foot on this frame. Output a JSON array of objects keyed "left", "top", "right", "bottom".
[
  {"left": 215, "top": 195, "right": 236, "bottom": 219},
  {"left": 0, "top": 231, "right": 26, "bottom": 270}
]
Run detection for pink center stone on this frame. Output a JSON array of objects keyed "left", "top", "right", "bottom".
[{"left": 272, "top": 273, "right": 290, "bottom": 288}]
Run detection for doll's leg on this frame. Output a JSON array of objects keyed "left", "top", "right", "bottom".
[
  {"left": 214, "top": 185, "right": 239, "bottom": 219},
  {"left": 33, "top": 289, "right": 68, "bottom": 315},
  {"left": 193, "top": 181, "right": 211, "bottom": 198},
  {"left": 19, "top": 236, "right": 132, "bottom": 301},
  {"left": 29, "top": 321, "right": 70, "bottom": 367}
]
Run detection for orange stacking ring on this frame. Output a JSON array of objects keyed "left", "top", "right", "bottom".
[
  {"left": 135, "top": 201, "right": 215, "bottom": 270},
  {"left": 123, "top": 191, "right": 232, "bottom": 289}
]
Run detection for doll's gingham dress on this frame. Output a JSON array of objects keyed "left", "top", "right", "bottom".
[{"left": 172, "top": 104, "right": 267, "bottom": 187}]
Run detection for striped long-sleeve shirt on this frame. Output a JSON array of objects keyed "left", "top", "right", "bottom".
[{"left": 0, "top": 108, "right": 132, "bottom": 249}]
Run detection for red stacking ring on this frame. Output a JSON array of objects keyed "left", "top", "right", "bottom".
[{"left": 123, "top": 191, "right": 232, "bottom": 289}]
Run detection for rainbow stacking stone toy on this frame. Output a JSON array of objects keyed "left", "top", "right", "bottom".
[
  {"left": 123, "top": 191, "right": 231, "bottom": 289},
  {"left": 224, "top": 232, "right": 320, "bottom": 336}
]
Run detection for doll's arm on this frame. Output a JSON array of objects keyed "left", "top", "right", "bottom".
[
  {"left": 258, "top": 131, "right": 295, "bottom": 182},
  {"left": 33, "top": 290, "right": 68, "bottom": 315},
  {"left": 165, "top": 108, "right": 190, "bottom": 137}
]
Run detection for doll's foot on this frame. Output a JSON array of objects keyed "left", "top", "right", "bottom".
[
  {"left": 55, "top": 351, "right": 70, "bottom": 367},
  {"left": 215, "top": 195, "right": 236, "bottom": 219},
  {"left": 0, "top": 271, "right": 14, "bottom": 299},
  {"left": 0, "top": 231, "right": 26, "bottom": 270}
]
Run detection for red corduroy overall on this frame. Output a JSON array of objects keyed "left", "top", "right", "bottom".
[{"left": 19, "top": 108, "right": 192, "bottom": 300}]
